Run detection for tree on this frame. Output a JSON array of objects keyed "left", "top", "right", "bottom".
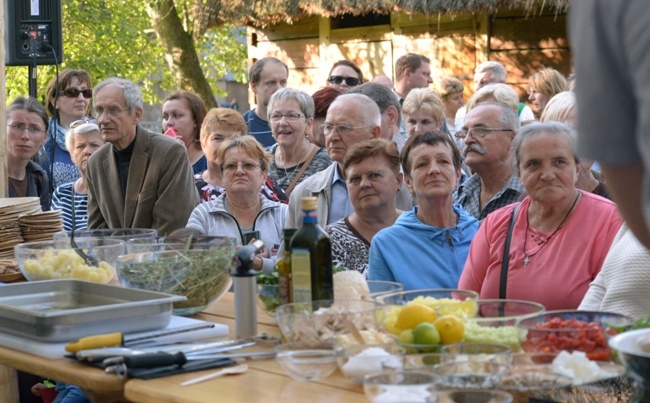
[{"left": 4, "top": 0, "right": 247, "bottom": 108}]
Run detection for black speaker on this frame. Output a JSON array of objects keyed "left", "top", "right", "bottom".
[{"left": 4, "top": 0, "right": 63, "bottom": 66}]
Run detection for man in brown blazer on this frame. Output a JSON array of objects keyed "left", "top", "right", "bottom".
[{"left": 86, "top": 77, "right": 199, "bottom": 236}]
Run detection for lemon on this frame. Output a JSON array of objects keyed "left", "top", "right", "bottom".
[
  {"left": 398, "top": 329, "right": 415, "bottom": 345},
  {"left": 395, "top": 303, "right": 436, "bottom": 330},
  {"left": 433, "top": 315, "right": 465, "bottom": 344}
]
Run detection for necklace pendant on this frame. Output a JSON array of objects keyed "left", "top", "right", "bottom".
[{"left": 524, "top": 256, "right": 529, "bottom": 268}]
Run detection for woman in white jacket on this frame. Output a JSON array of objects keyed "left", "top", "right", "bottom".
[{"left": 187, "top": 136, "right": 287, "bottom": 273}]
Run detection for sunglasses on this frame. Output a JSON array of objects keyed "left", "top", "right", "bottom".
[
  {"left": 70, "top": 116, "right": 98, "bottom": 129},
  {"left": 61, "top": 88, "right": 93, "bottom": 99},
  {"left": 328, "top": 75, "right": 360, "bottom": 86}
]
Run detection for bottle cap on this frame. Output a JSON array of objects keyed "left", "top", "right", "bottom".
[{"left": 301, "top": 197, "right": 317, "bottom": 211}]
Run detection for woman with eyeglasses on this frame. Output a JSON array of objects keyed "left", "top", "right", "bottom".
[
  {"left": 51, "top": 118, "right": 105, "bottom": 231},
  {"left": 368, "top": 132, "right": 479, "bottom": 290},
  {"left": 39, "top": 68, "right": 93, "bottom": 190},
  {"left": 7, "top": 96, "right": 51, "bottom": 211},
  {"left": 327, "top": 60, "right": 363, "bottom": 93},
  {"left": 195, "top": 108, "right": 287, "bottom": 204},
  {"left": 162, "top": 90, "right": 207, "bottom": 175},
  {"left": 266, "top": 88, "right": 331, "bottom": 195},
  {"left": 187, "top": 136, "right": 287, "bottom": 273}
]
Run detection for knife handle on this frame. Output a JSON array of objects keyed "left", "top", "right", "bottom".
[
  {"left": 66, "top": 332, "right": 123, "bottom": 353},
  {"left": 123, "top": 352, "right": 187, "bottom": 369}
]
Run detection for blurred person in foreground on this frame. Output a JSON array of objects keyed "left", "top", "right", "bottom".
[
  {"left": 326, "top": 139, "right": 404, "bottom": 277},
  {"left": 162, "top": 90, "right": 207, "bottom": 174},
  {"left": 194, "top": 108, "right": 287, "bottom": 204},
  {"left": 7, "top": 96, "right": 51, "bottom": 211},
  {"left": 51, "top": 118, "right": 105, "bottom": 231},
  {"left": 369, "top": 132, "right": 479, "bottom": 290},
  {"left": 187, "top": 136, "right": 287, "bottom": 273},
  {"left": 86, "top": 77, "right": 198, "bottom": 235},
  {"left": 459, "top": 122, "right": 622, "bottom": 310}
]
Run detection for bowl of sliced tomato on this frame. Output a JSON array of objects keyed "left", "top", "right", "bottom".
[{"left": 516, "top": 310, "right": 634, "bottom": 361}]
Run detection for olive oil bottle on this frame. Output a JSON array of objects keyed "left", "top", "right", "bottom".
[
  {"left": 290, "top": 197, "right": 333, "bottom": 302},
  {"left": 278, "top": 228, "right": 296, "bottom": 305}
]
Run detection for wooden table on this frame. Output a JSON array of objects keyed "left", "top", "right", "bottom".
[{"left": 124, "top": 292, "right": 368, "bottom": 402}]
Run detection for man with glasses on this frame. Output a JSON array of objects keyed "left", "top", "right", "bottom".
[
  {"left": 85, "top": 77, "right": 199, "bottom": 235},
  {"left": 243, "top": 57, "right": 289, "bottom": 147},
  {"left": 284, "top": 94, "right": 382, "bottom": 229},
  {"left": 453, "top": 103, "right": 524, "bottom": 221}
]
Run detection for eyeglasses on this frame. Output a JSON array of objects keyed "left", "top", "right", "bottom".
[
  {"left": 454, "top": 127, "right": 514, "bottom": 140},
  {"left": 321, "top": 123, "right": 372, "bottom": 136},
  {"left": 7, "top": 123, "right": 45, "bottom": 134},
  {"left": 222, "top": 162, "right": 261, "bottom": 173},
  {"left": 328, "top": 76, "right": 360, "bottom": 86},
  {"left": 93, "top": 106, "right": 128, "bottom": 118},
  {"left": 61, "top": 88, "right": 93, "bottom": 99},
  {"left": 70, "top": 117, "right": 98, "bottom": 129},
  {"left": 269, "top": 113, "right": 305, "bottom": 122}
]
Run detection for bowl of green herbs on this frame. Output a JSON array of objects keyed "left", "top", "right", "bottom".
[{"left": 116, "top": 237, "right": 235, "bottom": 316}]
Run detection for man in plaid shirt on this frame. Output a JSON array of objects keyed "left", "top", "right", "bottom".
[{"left": 453, "top": 103, "right": 525, "bottom": 221}]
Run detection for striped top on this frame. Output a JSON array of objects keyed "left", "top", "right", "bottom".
[{"left": 51, "top": 182, "right": 89, "bottom": 231}]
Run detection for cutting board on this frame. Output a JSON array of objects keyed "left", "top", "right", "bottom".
[{"left": 0, "top": 316, "right": 228, "bottom": 359}]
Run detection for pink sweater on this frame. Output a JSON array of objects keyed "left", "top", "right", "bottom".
[{"left": 458, "top": 191, "right": 622, "bottom": 310}]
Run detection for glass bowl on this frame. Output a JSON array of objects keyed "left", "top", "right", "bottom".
[
  {"left": 382, "top": 352, "right": 454, "bottom": 371},
  {"left": 275, "top": 299, "right": 382, "bottom": 346},
  {"left": 517, "top": 310, "right": 634, "bottom": 361},
  {"left": 54, "top": 228, "right": 157, "bottom": 242},
  {"left": 462, "top": 300, "right": 545, "bottom": 352},
  {"left": 257, "top": 284, "right": 279, "bottom": 319},
  {"left": 336, "top": 344, "right": 406, "bottom": 383},
  {"left": 363, "top": 370, "right": 437, "bottom": 402},
  {"left": 441, "top": 343, "right": 513, "bottom": 367},
  {"left": 367, "top": 280, "right": 404, "bottom": 300},
  {"left": 433, "top": 389, "right": 514, "bottom": 403},
  {"left": 433, "top": 361, "right": 511, "bottom": 390},
  {"left": 609, "top": 328, "right": 650, "bottom": 388},
  {"left": 274, "top": 343, "right": 338, "bottom": 382},
  {"left": 116, "top": 239, "right": 234, "bottom": 315},
  {"left": 125, "top": 235, "right": 231, "bottom": 253},
  {"left": 15, "top": 238, "right": 125, "bottom": 283}
]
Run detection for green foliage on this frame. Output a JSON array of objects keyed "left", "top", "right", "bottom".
[{"left": 5, "top": 0, "right": 246, "bottom": 104}]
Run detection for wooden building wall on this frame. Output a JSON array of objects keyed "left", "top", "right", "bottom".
[{"left": 247, "top": 8, "right": 570, "bottom": 109}]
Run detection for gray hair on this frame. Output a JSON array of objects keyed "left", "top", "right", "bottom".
[
  {"left": 93, "top": 77, "right": 143, "bottom": 114},
  {"left": 540, "top": 91, "right": 576, "bottom": 127},
  {"left": 467, "top": 83, "right": 519, "bottom": 113},
  {"left": 467, "top": 102, "right": 520, "bottom": 132},
  {"left": 267, "top": 87, "right": 315, "bottom": 119},
  {"left": 511, "top": 122, "right": 579, "bottom": 174},
  {"left": 475, "top": 61, "right": 507, "bottom": 82},
  {"left": 249, "top": 57, "right": 288, "bottom": 85},
  {"left": 328, "top": 93, "right": 381, "bottom": 128},
  {"left": 64, "top": 122, "right": 101, "bottom": 153},
  {"left": 347, "top": 82, "right": 402, "bottom": 126},
  {"left": 6, "top": 96, "right": 48, "bottom": 132}
]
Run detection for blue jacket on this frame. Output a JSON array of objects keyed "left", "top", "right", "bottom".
[{"left": 368, "top": 205, "right": 479, "bottom": 291}]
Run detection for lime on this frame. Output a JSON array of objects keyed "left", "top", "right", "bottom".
[{"left": 413, "top": 322, "right": 441, "bottom": 345}]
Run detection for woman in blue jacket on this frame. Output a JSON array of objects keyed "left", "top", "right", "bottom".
[{"left": 369, "top": 131, "right": 479, "bottom": 290}]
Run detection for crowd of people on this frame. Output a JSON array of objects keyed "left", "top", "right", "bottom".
[{"left": 7, "top": 54, "right": 650, "bottom": 326}]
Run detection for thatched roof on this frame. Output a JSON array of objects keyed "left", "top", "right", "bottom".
[{"left": 192, "top": 0, "right": 570, "bottom": 37}]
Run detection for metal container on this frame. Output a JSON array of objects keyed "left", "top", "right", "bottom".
[{"left": 0, "top": 279, "right": 186, "bottom": 342}]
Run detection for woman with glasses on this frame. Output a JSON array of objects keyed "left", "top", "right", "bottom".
[
  {"left": 39, "top": 68, "right": 93, "bottom": 190},
  {"left": 162, "top": 90, "right": 207, "bottom": 175},
  {"left": 195, "top": 108, "right": 287, "bottom": 204},
  {"left": 266, "top": 88, "right": 331, "bottom": 195},
  {"left": 368, "top": 132, "right": 479, "bottom": 290},
  {"left": 458, "top": 122, "right": 622, "bottom": 310},
  {"left": 187, "top": 136, "right": 287, "bottom": 273},
  {"left": 327, "top": 60, "right": 363, "bottom": 92},
  {"left": 7, "top": 96, "right": 51, "bottom": 211},
  {"left": 51, "top": 118, "right": 104, "bottom": 231}
]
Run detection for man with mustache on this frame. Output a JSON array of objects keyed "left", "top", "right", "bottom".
[{"left": 453, "top": 103, "right": 524, "bottom": 221}]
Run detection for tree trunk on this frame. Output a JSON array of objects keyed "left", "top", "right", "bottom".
[{"left": 147, "top": 0, "right": 217, "bottom": 108}]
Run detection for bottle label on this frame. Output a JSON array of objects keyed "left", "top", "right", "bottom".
[
  {"left": 279, "top": 275, "right": 290, "bottom": 305},
  {"left": 291, "top": 248, "right": 312, "bottom": 303}
]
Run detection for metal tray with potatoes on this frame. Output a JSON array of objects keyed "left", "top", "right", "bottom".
[{"left": 0, "top": 279, "right": 186, "bottom": 342}]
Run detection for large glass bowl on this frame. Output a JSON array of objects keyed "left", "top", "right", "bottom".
[
  {"left": 54, "top": 228, "right": 158, "bottom": 243},
  {"left": 517, "top": 310, "right": 634, "bottom": 361},
  {"left": 15, "top": 238, "right": 126, "bottom": 283},
  {"left": 116, "top": 238, "right": 234, "bottom": 315},
  {"left": 367, "top": 280, "right": 404, "bottom": 300},
  {"left": 462, "top": 299, "right": 546, "bottom": 352},
  {"left": 275, "top": 299, "right": 382, "bottom": 346}
]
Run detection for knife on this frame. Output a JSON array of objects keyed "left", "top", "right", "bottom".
[
  {"left": 65, "top": 323, "right": 215, "bottom": 352},
  {"left": 104, "top": 348, "right": 273, "bottom": 369}
]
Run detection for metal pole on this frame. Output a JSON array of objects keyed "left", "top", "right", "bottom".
[{"left": 28, "top": 65, "right": 37, "bottom": 98}]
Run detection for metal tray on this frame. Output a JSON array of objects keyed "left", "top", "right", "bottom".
[{"left": 0, "top": 279, "right": 186, "bottom": 342}]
